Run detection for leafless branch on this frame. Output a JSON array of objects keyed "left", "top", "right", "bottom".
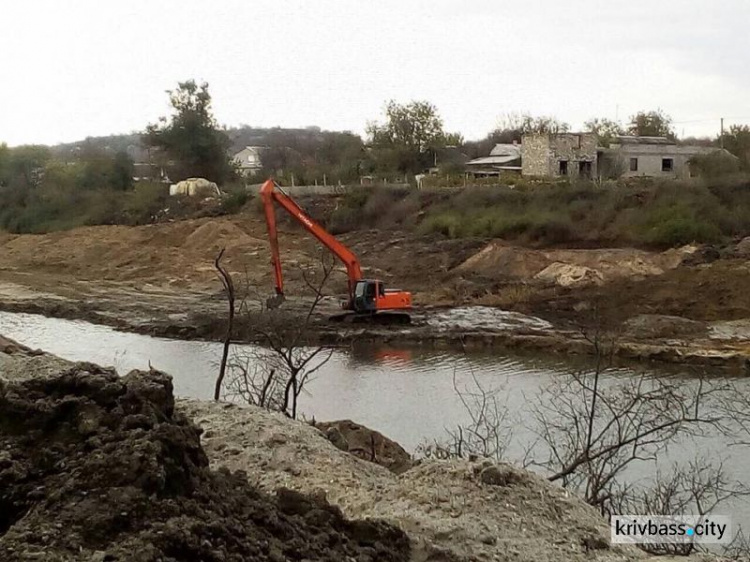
[
  {"left": 214, "top": 247, "right": 235, "bottom": 401},
  {"left": 222, "top": 250, "right": 337, "bottom": 419}
]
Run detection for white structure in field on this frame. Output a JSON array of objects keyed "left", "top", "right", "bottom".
[{"left": 169, "top": 177, "right": 220, "bottom": 197}]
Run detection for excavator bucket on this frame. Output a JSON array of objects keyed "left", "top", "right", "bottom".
[{"left": 266, "top": 293, "right": 286, "bottom": 310}]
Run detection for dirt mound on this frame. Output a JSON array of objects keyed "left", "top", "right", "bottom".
[
  {"left": 182, "top": 221, "right": 263, "bottom": 255},
  {"left": 0, "top": 215, "right": 278, "bottom": 289},
  {"left": 315, "top": 419, "right": 414, "bottom": 474},
  {"left": 0, "top": 366, "right": 410, "bottom": 562},
  {"left": 455, "top": 241, "right": 549, "bottom": 280},
  {"left": 534, "top": 262, "right": 604, "bottom": 287},
  {"left": 736, "top": 237, "right": 750, "bottom": 258},
  {"left": 535, "top": 260, "right": 750, "bottom": 327},
  {"left": 454, "top": 240, "right": 692, "bottom": 285},
  {"left": 180, "top": 399, "right": 645, "bottom": 562}
]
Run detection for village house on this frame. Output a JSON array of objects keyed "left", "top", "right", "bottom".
[
  {"left": 599, "top": 136, "right": 726, "bottom": 179},
  {"left": 521, "top": 132, "right": 598, "bottom": 179},
  {"left": 515, "top": 133, "right": 731, "bottom": 180},
  {"left": 232, "top": 146, "right": 264, "bottom": 176},
  {"left": 465, "top": 143, "right": 522, "bottom": 176}
]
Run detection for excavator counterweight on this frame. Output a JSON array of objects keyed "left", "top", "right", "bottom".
[{"left": 260, "top": 179, "right": 412, "bottom": 323}]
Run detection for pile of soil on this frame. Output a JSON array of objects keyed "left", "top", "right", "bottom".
[
  {"left": 180, "top": 399, "right": 646, "bottom": 562},
  {"left": 530, "top": 260, "right": 750, "bottom": 328},
  {"left": 314, "top": 419, "right": 415, "bottom": 474},
  {"left": 453, "top": 241, "right": 691, "bottom": 285},
  {"left": 0, "top": 365, "right": 410, "bottom": 561}
]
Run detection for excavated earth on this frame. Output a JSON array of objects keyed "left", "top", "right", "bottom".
[
  {"left": 1, "top": 339, "right": 711, "bottom": 562},
  {"left": 0, "top": 211, "right": 749, "bottom": 370},
  {"left": 0, "top": 342, "right": 410, "bottom": 562}
]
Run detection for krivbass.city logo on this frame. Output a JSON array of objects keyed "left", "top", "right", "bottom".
[{"left": 611, "top": 515, "right": 732, "bottom": 545}]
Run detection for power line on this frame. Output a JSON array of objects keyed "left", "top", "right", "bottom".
[{"left": 672, "top": 116, "right": 750, "bottom": 125}]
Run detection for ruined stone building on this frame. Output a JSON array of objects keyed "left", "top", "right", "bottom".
[
  {"left": 521, "top": 133, "right": 598, "bottom": 178},
  {"left": 519, "top": 133, "right": 730, "bottom": 180}
]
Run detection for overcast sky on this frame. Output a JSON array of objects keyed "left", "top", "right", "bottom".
[{"left": 2, "top": 0, "right": 749, "bottom": 146}]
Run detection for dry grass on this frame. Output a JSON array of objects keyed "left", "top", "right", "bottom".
[{"left": 475, "top": 283, "right": 537, "bottom": 308}]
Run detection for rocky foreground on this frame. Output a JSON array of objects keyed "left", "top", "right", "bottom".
[{"left": 0, "top": 339, "right": 716, "bottom": 561}]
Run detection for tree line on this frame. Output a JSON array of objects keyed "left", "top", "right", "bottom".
[{"left": 2, "top": 79, "right": 750, "bottom": 233}]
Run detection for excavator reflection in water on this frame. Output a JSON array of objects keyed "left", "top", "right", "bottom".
[{"left": 260, "top": 179, "right": 412, "bottom": 324}]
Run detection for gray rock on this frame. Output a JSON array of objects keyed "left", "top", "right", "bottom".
[
  {"left": 736, "top": 237, "right": 750, "bottom": 258},
  {"left": 622, "top": 314, "right": 707, "bottom": 339},
  {"left": 325, "top": 427, "right": 349, "bottom": 452},
  {"left": 480, "top": 534, "right": 497, "bottom": 545},
  {"left": 479, "top": 464, "right": 524, "bottom": 487}
]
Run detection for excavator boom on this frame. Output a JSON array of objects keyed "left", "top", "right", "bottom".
[
  {"left": 261, "top": 179, "right": 362, "bottom": 296},
  {"left": 260, "top": 179, "right": 411, "bottom": 322}
]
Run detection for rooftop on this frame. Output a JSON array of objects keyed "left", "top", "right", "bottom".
[{"left": 611, "top": 136, "right": 675, "bottom": 146}]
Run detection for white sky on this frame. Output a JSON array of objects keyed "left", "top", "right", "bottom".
[{"left": 2, "top": 0, "right": 749, "bottom": 146}]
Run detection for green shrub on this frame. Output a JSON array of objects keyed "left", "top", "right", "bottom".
[
  {"left": 419, "top": 212, "right": 463, "bottom": 238},
  {"left": 220, "top": 185, "right": 249, "bottom": 214},
  {"left": 121, "top": 183, "right": 168, "bottom": 224},
  {"left": 644, "top": 217, "right": 721, "bottom": 247},
  {"left": 690, "top": 152, "right": 740, "bottom": 178},
  {"left": 636, "top": 200, "right": 722, "bottom": 247},
  {"left": 328, "top": 207, "right": 360, "bottom": 234}
]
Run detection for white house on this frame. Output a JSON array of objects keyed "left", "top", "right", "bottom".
[{"left": 232, "top": 146, "right": 264, "bottom": 176}]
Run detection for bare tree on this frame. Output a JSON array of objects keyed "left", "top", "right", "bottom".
[
  {"left": 223, "top": 252, "right": 337, "bottom": 419},
  {"left": 610, "top": 458, "right": 748, "bottom": 556},
  {"left": 427, "top": 318, "right": 732, "bottom": 531},
  {"left": 723, "top": 528, "right": 750, "bottom": 561},
  {"left": 418, "top": 369, "right": 511, "bottom": 461},
  {"left": 526, "top": 344, "right": 725, "bottom": 513},
  {"left": 214, "top": 247, "right": 235, "bottom": 401}
]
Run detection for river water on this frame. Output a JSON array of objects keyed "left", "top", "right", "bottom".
[
  {"left": 1, "top": 311, "right": 748, "bottom": 533},
  {"left": 0, "top": 311, "right": 586, "bottom": 451}
]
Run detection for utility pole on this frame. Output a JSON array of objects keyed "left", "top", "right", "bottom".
[{"left": 720, "top": 117, "right": 725, "bottom": 149}]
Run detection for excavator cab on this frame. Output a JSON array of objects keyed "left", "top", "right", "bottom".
[
  {"left": 349, "top": 279, "right": 411, "bottom": 324},
  {"left": 352, "top": 280, "right": 381, "bottom": 313}
]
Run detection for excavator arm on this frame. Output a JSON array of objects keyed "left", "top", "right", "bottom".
[{"left": 260, "top": 179, "right": 363, "bottom": 300}]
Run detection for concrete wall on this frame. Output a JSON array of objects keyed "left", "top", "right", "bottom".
[
  {"left": 246, "top": 183, "right": 412, "bottom": 196},
  {"left": 521, "top": 133, "right": 598, "bottom": 178},
  {"left": 603, "top": 145, "right": 717, "bottom": 179}
]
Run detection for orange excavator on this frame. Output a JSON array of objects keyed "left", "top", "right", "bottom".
[{"left": 260, "top": 179, "right": 412, "bottom": 324}]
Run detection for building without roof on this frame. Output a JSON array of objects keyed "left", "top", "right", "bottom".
[
  {"left": 519, "top": 133, "right": 731, "bottom": 180},
  {"left": 599, "top": 136, "right": 727, "bottom": 179},
  {"left": 521, "top": 133, "right": 598, "bottom": 178}
]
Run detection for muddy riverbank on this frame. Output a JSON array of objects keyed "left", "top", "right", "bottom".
[
  {"left": 0, "top": 214, "right": 749, "bottom": 371},
  {"left": 0, "top": 338, "right": 686, "bottom": 562},
  {"left": 0, "top": 278, "right": 748, "bottom": 373}
]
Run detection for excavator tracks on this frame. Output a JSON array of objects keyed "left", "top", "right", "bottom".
[{"left": 328, "top": 311, "right": 411, "bottom": 325}]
